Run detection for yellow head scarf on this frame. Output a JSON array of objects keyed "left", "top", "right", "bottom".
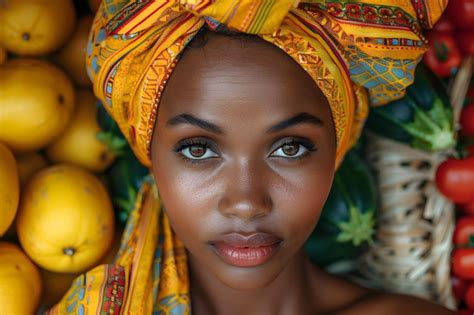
[
  {"left": 48, "top": 1, "right": 447, "bottom": 314},
  {"left": 86, "top": 0, "right": 446, "bottom": 168}
]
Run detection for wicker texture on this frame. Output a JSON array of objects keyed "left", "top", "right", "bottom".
[{"left": 357, "top": 134, "right": 456, "bottom": 309}]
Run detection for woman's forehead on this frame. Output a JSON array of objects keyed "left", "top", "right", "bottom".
[{"left": 158, "top": 32, "right": 331, "bottom": 122}]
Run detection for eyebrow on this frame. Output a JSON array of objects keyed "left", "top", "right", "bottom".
[
  {"left": 167, "top": 113, "right": 223, "bottom": 134},
  {"left": 267, "top": 112, "right": 323, "bottom": 133},
  {"left": 166, "top": 112, "right": 323, "bottom": 134}
]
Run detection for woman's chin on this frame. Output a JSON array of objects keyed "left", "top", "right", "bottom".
[
  {"left": 212, "top": 262, "right": 285, "bottom": 291},
  {"left": 189, "top": 243, "right": 306, "bottom": 292}
]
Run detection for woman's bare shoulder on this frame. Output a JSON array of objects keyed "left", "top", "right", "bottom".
[
  {"left": 307, "top": 264, "right": 454, "bottom": 315},
  {"left": 335, "top": 291, "right": 456, "bottom": 315}
]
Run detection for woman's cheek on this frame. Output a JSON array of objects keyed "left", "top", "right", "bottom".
[
  {"left": 273, "top": 169, "right": 333, "bottom": 242},
  {"left": 155, "top": 165, "right": 219, "bottom": 239},
  {"left": 156, "top": 176, "right": 206, "bottom": 251},
  {"left": 282, "top": 194, "right": 325, "bottom": 244}
]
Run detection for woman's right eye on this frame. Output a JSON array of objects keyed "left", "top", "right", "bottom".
[
  {"left": 180, "top": 144, "right": 219, "bottom": 160},
  {"left": 174, "top": 139, "right": 219, "bottom": 162}
]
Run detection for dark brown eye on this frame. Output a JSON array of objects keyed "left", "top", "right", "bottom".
[
  {"left": 270, "top": 138, "right": 315, "bottom": 159},
  {"left": 176, "top": 139, "right": 219, "bottom": 161},
  {"left": 282, "top": 143, "right": 299, "bottom": 156},
  {"left": 189, "top": 145, "right": 206, "bottom": 157}
]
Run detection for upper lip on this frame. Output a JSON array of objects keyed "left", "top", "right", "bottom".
[{"left": 212, "top": 232, "right": 282, "bottom": 248}]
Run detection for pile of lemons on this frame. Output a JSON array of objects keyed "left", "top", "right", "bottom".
[{"left": 0, "top": 1, "right": 120, "bottom": 312}]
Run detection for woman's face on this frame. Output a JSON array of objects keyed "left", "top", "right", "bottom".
[{"left": 151, "top": 32, "right": 336, "bottom": 291}]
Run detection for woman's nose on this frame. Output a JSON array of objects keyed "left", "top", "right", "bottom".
[{"left": 217, "top": 159, "right": 273, "bottom": 221}]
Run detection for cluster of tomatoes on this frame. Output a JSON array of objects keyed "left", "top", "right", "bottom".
[
  {"left": 436, "top": 87, "right": 474, "bottom": 314},
  {"left": 423, "top": 0, "right": 473, "bottom": 78},
  {"left": 425, "top": 3, "right": 474, "bottom": 312}
]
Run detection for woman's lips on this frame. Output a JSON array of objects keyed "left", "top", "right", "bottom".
[{"left": 210, "top": 232, "right": 282, "bottom": 267}]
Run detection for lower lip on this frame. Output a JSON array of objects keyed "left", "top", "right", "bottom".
[{"left": 212, "top": 243, "right": 281, "bottom": 267}]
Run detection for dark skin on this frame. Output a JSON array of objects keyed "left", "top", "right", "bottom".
[{"left": 151, "top": 32, "right": 453, "bottom": 315}]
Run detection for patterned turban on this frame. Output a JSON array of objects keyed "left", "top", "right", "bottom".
[{"left": 87, "top": 0, "right": 447, "bottom": 167}]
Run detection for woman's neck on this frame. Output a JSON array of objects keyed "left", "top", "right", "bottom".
[{"left": 189, "top": 249, "right": 317, "bottom": 315}]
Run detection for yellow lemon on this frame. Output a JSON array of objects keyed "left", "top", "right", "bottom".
[
  {"left": 0, "top": 151, "right": 45, "bottom": 239},
  {"left": 46, "top": 90, "right": 116, "bottom": 172},
  {"left": 16, "top": 164, "right": 115, "bottom": 273},
  {"left": 6, "top": 152, "right": 48, "bottom": 238},
  {"left": 16, "top": 152, "right": 48, "bottom": 187},
  {"left": 0, "top": 59, "right": 75, "bottom": 152},
  {"left": 56, "top": 16, "right": 93, "bottom": 87},
  {"left": 0, "top": 242, "right": 42, "bottom": 314},
  {"left": 0, "top": 0, "right": 76, "bottom": 56},
  {"left": 0, "top": 142, "right": 19, "bottom": 236}
]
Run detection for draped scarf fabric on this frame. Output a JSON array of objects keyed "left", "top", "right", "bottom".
[
  {"left": 49, "top": 1, "right": 447, "bottom": 314},
  {"left": 47, "top": 183, "right": 191, "bottom": 314}
]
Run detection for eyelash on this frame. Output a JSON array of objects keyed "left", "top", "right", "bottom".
[
  {"left": 173, "top": 137, "right": 317, "bottom": 164},
  {"left": 174, "top": 138, "right": 217, "bottom": 164}
]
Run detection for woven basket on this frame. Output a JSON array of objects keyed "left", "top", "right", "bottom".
[
  {"left": 356, "top": 133, "right": 456, "bottom": 309},
  {"left": 354, "top": 56, "right": 473, "bottom": 310}
]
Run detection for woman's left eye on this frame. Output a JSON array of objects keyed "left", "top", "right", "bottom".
[{"left": 270, "top": 141, "right": 313, "bottom": 159}]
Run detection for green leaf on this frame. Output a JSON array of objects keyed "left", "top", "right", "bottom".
[
  {"left": 434, "top": 41, "right": 449, "bottom": 62},
  {"left": 469, "top": 234, "right": 474, "bottom": 248},
  {"left": 336, "top": 205, "right": 375, "bottom": 246},
  {"left": 96, "top": 131, "right": 128, "bottom": 155},
  {"left": 113, "top": 186, "right": 138, "bottom": 222},
  {"left": 402, "top": 98, "right": 455, "bottom": 151}
]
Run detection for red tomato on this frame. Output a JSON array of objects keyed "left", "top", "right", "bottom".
[
  {"left": 452, "top": 275, "right": 470, "bottom": 301},
  {"left": 456, "top": 32, "right": 474, "bottom": 56},
  {"left": 423, "top": 32, "right": 462, "bottom": 77},
  {"left": 453, "top": 248, "right": 474, "bottom": 280},
  {"left": 447, "top": 0, "right": 474, "bottom": 31},
  {"left": 463, "top": 202, "right": 474, "bottom": 215},
  {"left": 454, "top": 216, "right": 474, "bottom": 245},
  {"left": 457, "top": 309, "right": 473, "bottom": 315},
  {"left": 468, "top": 146, "right": 474, "bottom": 157},
  {"left": 435, "top": 156, "right": 474, "bottom": 203},
  {"left": 461, "top": 104, "right": 474, "bottom": 136},
  {"left": 433, "top": 14, "right": 455, "bottom": 33},
  {"left": 466, "top": 283, "right": 474, "bottom": 311},
  {"left": 468, "top": 87, "right": 474, "bottom": 99}
]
